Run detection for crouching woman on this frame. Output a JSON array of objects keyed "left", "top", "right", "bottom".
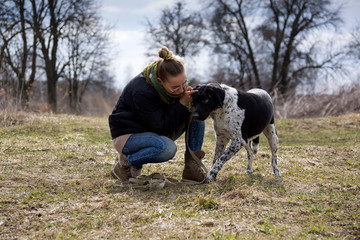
[{"left": 108, "top": 46, "right": 206, "bottom": 182}]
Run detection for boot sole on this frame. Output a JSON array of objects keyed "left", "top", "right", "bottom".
[{"left": 111, "top": 169, "right": 120, "bottom": 180}]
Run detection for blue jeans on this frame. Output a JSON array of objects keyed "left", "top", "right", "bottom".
[{"left": 122, "top": 120, "right": 205, "bottom": 169}]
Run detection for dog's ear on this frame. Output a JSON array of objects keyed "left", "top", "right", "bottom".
[
  {"left": 194, "top": 85, "right": 201, "bottom": 91},
  {"left": 211, "top": 87, "right": 225, "bottom": 108},
  {"left": 194, "top": 85, "right": 205, "bottom": 91}
]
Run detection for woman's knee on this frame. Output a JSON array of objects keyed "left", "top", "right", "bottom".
[{"left": 158, "top": 136, "right": 177, "bottom": 161}]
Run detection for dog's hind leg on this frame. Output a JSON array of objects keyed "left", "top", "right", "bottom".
[
  {"left": 263, "top": 123, "right": 281, "bottom": 177},
  {"left": 244, "top": 142, "right": 255, "bottom": 174},
  {"left": 205, "top": 138, "right": 243, "bottom": 182},
  {"left": 250, "top": 136, "right": 259, "bottom": 154}
]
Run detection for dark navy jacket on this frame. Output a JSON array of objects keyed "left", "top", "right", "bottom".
[{"left": 108, "top": 73, "right": 190, "bottom": 139}]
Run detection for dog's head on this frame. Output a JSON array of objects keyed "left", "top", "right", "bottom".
[{"left": 191, "top": 83, "right": 225, "bottom": 121}]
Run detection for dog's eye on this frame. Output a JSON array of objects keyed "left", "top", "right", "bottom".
[{"left": 202, "top": 99, "right": 209, "bottom": 103}]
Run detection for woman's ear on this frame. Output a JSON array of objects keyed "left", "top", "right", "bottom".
[{"left": 157, "top": 77, "right": 163, "bottom": 84}]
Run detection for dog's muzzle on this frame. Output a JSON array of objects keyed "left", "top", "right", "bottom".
[{"left": 192, "top": 112, "right": 200, "bottom": 119}]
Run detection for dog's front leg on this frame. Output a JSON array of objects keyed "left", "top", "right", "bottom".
[
  {"left": 205, "top": 138, "right": 243, "bottom": 183},
  {"left": 213, "top": 134, "right": 230, "bottom": 164}
]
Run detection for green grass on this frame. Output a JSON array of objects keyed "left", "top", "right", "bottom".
[{"left": 0, "top": 113, "right": 359, "bottom": 239}]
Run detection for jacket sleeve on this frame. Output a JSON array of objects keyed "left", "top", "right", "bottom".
[{"left": 132, "top": 90, "right": 190, "bottom": 135}]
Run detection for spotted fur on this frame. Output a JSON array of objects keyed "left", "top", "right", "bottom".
[{"left": 192, "top": 84, "right": 281, "bottom": 183}]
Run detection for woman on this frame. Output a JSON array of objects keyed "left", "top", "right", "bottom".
[{"left": 108, "top": 46, "right": 206, "bottom": 182}]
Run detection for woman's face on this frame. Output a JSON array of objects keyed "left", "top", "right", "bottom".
[{"left": 159, "top": 71, "right": 187, "bottom": 95}]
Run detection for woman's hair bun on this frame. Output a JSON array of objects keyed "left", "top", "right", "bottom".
[{"left": 158, "top": 46, "right": 173, "bottom": 60}]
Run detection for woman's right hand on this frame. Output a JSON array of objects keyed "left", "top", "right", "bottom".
[{"left": 180, "top": 86, "right": 198, "bottom": 107}]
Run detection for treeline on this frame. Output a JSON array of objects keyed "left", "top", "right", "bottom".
[
  {"left": 146, "top": 0, "right": 360, "bottom": 99},
  {"left": 1, "top": 0, "right": 360, "bottom": 116},
  {"left": 0, "top": 0, "right": 115, "bottom": 114}
]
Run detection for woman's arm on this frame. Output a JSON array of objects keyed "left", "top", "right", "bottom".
[{"left": 133, "top": 91, "right": 190, "bottom": 135}]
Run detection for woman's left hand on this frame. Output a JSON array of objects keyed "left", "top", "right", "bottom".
[{"left": 179, "top": 86, "right": 198, "bottom": 107}]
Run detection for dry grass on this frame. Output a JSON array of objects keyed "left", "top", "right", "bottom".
[
  {"left": 0, "top": 113, "right": 359, "bottom": 239},
  {"left": 0, "top": 109, "right": 40, "bottom": 128},
  {"left": 274, "top": 85, "right": 360, "bottom": 119},
  {"left": 2, "top": 82, "right": 359, "bottom": 118}
]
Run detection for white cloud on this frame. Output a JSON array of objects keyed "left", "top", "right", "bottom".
[{"left": 106, "top": 29, "right": 148, "bottom": 88}]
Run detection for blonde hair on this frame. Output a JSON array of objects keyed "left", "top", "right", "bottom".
[{"left": 156, "top": 46, "right": 185, "bottom": 81}]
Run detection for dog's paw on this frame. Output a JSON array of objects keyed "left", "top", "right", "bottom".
[
  {"left": 203, "top": 177, "right": 210, "bottom": 184},
  {"left": 203, "top": 173, "right": 216, "bottom": 184},
  {"left": 203, "top": 178, "right": 216, "bottom": 184},
  {"left": 203, "top": 177, "right": 213, "bottom": 184},
  {"left": 245, "top": 169, "right": 253, "bottom": 175},
  {"left": 274, "top": 170, "right": 281, "bottom": 177}
]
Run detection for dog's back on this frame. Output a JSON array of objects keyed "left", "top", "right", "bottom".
[{"left": 234, "top": 88, "right": 274, "bottom": 142}]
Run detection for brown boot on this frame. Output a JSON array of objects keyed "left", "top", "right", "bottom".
[
  {"left": 111, "top": 153, "right": 131, "bottom": 182},
  {"left": 182, "top": 150, "right": 206, "bottom": 182}
]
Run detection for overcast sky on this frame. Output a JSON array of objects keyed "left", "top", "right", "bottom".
[{"left": 101, "top": 0, "right": 360, "bottom": 91}]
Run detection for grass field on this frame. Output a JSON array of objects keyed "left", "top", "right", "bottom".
[{"left": 0, "top": 113, "right": 359, "bottom": 239}]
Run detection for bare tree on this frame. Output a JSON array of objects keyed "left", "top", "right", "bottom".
[
  {"left": 208, "top": 0, "right": 263, "bottom": 89},
  {"left": 0, "top": 0, "right": 37, "bottom": 108},
  {"left": 264, "top": 0, "right": 343, "bottom": 96},
  {"left": 348, "top": 22, "right": 360, "bottom": 60},
  {"left": 29, "top": 0, "right": 86, "bottom": 112},
  {"left": 64, "top": 0, "right": 109, "bottom": 113},
  {"left": 1, "top": 0, "right": 115, "bottom": 113},
  {"left": 208, "top": 0, "right": 344, "bottom": 98},
  {"left": 145, "top": 1, "right": 208, "bottom": 57}
]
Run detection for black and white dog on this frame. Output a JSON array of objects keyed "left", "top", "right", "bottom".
[{"left": 192, "top": 83, "right": 281, "bottom": 183}]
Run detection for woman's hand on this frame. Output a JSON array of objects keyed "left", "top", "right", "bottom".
[{"left": 179, "top": 86, "right": 198, "bottom": 107}]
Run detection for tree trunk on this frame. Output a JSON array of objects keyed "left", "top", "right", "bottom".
[
  {"left": 46, "top": 67, "right": 57, "bottom": 113},
  {"left": 22, "top": 32, "right": 37, "bottom": 108}
]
